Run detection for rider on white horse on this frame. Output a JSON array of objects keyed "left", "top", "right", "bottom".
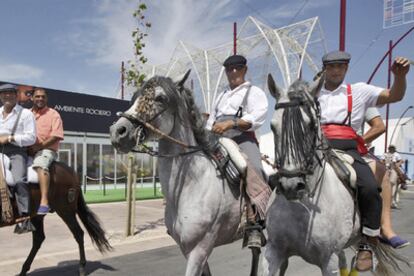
[
  {"left": 205, "top": 54, "right": 269, "bottom": 249},
  {"left": 317, "top": 50, "right": 410, "bottom": 271}
]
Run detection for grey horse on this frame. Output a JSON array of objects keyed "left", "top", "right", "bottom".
[
  {"left": 261, "top": 74, "right": 407, "bottom": 276},
  {"left": 110, "top": 72, "right": 259, "bottom": 276}
]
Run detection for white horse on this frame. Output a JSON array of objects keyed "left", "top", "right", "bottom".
[
  {"left": 261, "top": 75, "right": 406, "bottom": 276},
  {"left": 110, "top": 72, "right": 260, "bottom": 276}
]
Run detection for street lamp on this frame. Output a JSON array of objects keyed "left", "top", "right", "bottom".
[{"left": 389, "top": 105, "right": 414, "bottom": 147}]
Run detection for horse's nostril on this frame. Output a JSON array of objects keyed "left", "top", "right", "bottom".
[
  {"left": 117, "top": 126, "right": 127, "bottom": 136},
  {"left": 296, "top": 182, "right": 306, "bottom": 191}
]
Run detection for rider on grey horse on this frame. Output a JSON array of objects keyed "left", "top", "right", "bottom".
[
  {"left": 318, "top": 50, "right": 410, "bottom": 271},
  {"left": 205, "top": 54, "right": 269, "bottom": 249}
]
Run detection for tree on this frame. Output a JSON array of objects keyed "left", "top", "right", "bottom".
[{"left": 126, "top": 2, "right": 151, "bottom": 88}]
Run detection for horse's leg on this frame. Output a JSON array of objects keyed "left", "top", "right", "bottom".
[
  {"left": 321, "top": 254, "right": 339, "bottom": 276},
  {"left": 261, "top": 245, "right": 283, "bottom": 276},
  {"left": 58, "top": 211, "right": 87, "bottom": 276},
  {"left": 278, "top": 259, "right": 288, "bottom": 276},
  {"left": 185, "top": 244, "right": 213, "bottom": 276},
  {"left": 19, "top": 216, "right": 45, "bottom": 276},
  {"left": 201, "top": 261, "right": 212, "bottom": 276}
]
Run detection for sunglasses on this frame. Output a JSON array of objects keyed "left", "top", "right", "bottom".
[{"left": 25, "top": 91, "right": 33, "bottom": 97}]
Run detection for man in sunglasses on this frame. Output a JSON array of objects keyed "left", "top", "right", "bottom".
[
  {"left": 17, "top": 85, "right": 34, "bottom": 108},
  {"left": 205, "top": 54, "right": 269, "bottom": 248}
]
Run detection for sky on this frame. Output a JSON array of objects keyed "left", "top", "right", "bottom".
[{"left": 0, "top": 0, "right": 413, "bottom": 120}]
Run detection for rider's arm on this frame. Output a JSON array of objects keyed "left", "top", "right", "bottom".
[
  {"left": 363, "top": 116, "right": 385, "bottom": 144},
  {"left": 376, "top": 57, "right": 410, "bottom": 105},
  {"left": 12, "top": 110, "right": 36, "bottom": 147},
  {"left": 241, "top": 86, "right": 268, "bottom": 131}
]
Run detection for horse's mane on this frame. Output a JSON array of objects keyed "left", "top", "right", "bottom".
[
  {"left": 276, "top": 79, "right": 318, "bottom": 170},
  {"left": 136, "top": 76, "right": 216, "bottom": 151}
]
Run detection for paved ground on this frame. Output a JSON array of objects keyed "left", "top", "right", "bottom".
[{"left": 1, "top": 186, "right": 413, "bottom": 275}]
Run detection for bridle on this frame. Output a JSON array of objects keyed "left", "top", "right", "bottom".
[
  {"left": 116, "top": 96, "right": 203, "bottom": 158},
  {"left": 273, "top": 93, "right": 327, "bottom": 198}
]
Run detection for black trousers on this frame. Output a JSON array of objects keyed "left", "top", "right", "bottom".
[{"left": 329, "top": 139, "right": 382, "bottom": 235}]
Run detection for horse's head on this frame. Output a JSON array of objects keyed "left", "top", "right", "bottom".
[
  {"left": 110, "top": 70, "right": 191, "bottom": 153},
  {"left": 268, "top": 73, "right": 324, "bottom": 200}
]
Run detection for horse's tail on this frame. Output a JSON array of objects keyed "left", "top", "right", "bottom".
[
  {"left": 373, "top": 242, "right": 410, "bottom": 276},
  {"left": 77, "top": 193, "right": 113, "bottom": 253}
]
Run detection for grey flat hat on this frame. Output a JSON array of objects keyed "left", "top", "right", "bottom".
[
  {"left": 322, "top": 50, "right": 351, "bottom": 65},
  {"left": 0, "top": 83, "right": 17, "bottom": 93}
]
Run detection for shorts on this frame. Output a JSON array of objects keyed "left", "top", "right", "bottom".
[{"left": 32, "top": 149, "right": 57, "bottom": 171}]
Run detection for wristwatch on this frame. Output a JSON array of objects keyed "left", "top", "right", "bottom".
[{"left": 232, "top": 119, "right": 238, "bottom": 129}]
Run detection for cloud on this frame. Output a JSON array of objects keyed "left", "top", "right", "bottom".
[
  {"left": 55, "top": 0, "right": 335, "bottom": 70},
  {"left": 0, "top": 61, "right": 43, "bottom": 82}
]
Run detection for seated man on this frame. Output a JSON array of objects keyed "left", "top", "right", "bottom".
[
  {"left": 0, "top": 84, "right": 36, "bottom": 233},
  {"left": 205, "top": 54, "right": 270, "bottom": 248},
  {"left": 28, "top": 88, "right": 64, "bottom": 215},
  {"left": 318, "top": 50, "right": 410, "bottom": 271}
]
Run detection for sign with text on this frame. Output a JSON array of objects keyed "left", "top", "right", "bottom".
[
  {"left": 45, "top": 88, "right": 130, "bottom": 134},
  {"left": 384, "top": 0, "right": 414, "bottom": 28}
]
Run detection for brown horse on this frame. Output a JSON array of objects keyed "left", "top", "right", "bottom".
[{"left": 0, "top": 161, "right": 112, "bottom": 276}]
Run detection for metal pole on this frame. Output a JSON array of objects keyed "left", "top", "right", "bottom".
[
  {"left": 233, "top": 22, "right": 237, "bottom": 55},
  {"left": 125, "top": 154, "right": 134, "bottom": 236},
  {"left": 367, "top": 26, "right": 414, "bottom": 84},
  {"left": 121, "top": 61, "right": 125, "bottom": 100},
  {"left": 389, "top": 106, "right": 414, "bottom": 146},
  {"left": 385, "top": 40, "right": 393, "bottom": 152},
  {"left": 339, "top": 0, "right": 346, "bottom": 51}
]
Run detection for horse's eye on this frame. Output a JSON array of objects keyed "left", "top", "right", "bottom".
[{"left": 155, "top": 95, "right": 167, "bottom": 104}]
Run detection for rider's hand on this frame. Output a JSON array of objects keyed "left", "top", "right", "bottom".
[
  {"left": 391, "top": 57, "right": 410, "bottom": 77},
  {"left": 212, "top": 121, "right": 234, "bottom": 135},
  {"left": 0, "top": 136, "right": 9, "bottom": 145}
]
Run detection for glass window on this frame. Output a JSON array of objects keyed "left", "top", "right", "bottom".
[
  {"left": 58, "top": 142, "right": 75, "bottom": 168},
  {"left": 86, "top": 144, "right": 100, "bottom": 185},
  {"left": 102, "top": 145, "right": 115, "bottom": 179},
  {"left": 76, "top": 143, "right": 83, "bottom": 182}
]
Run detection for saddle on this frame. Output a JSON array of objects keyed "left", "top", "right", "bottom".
[
  {"left": 210, "top": 137, "right": 247, "bottom": 186},
  {"left": 0, "top": 154, "right": 42, "bottom": 226},
  {"left": 328, "top": 149, "right": 357, "bottom": 189}
]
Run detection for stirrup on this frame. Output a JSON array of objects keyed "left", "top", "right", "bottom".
[{"left": 355, "top": 243, "right": 378, "bottom": 272}]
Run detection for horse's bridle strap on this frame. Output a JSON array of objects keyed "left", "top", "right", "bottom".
[
  {"left": 117, "top": 112, "right": 200, "bottom": 149},
  {"left": 275, "top": 99, "right": 303, "bottom": 109}
]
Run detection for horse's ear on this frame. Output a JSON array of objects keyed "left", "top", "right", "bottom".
[
  {"left": 267, "top": 74, "right": 282, "bottom": 100},
  {"left": 175, "top": 69, "right": 191, "bottom": 88},
  {"left": 309, "top": 71, "right": 325, "bottom": 97}
]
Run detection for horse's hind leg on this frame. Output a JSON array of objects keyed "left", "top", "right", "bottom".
[
  {"left": 202, "top": 261, "right": 212, "bottom": 276},
  {"left": 185, "top": 243, "right": 214, "bottom": 276},
  {"left": 59, "top": 211, "right": 87, "bottom": 276},
  {"left": 19, "top": 216, "right": 45, "bottom": 276}
]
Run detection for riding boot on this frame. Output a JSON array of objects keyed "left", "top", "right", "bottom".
[
  {"left": 243, "top": 203, "right": 266, "bottom": 249},
  {"left": 14, "top": 218, "right": 36, "bottom": 234}
]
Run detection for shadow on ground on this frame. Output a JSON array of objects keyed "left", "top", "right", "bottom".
[
  {"left": 22, "top": 260, "right": 116, "bottom": 275},
  {"left": 134, "top": 218, "right": 165, "bottom": 235}
]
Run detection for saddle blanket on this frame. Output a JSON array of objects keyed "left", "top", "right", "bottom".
[{"left": 0, "top": 154, "right": 39, "bottom": 185}]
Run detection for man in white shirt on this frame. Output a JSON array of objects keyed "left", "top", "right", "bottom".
[
  {"left": 206, "top": 55, "right": 268, "bottom": 177},
  {"left": 206, "top": 54, "right": 269, "bottom": 248},
  {"left": 0, "top": 84, "right": 37, "bottom": 233},
  {"left": 319, "top": 51, "right": 410, "bottom": 271}
]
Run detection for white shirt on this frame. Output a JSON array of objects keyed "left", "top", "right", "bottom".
[
  {"left": 205, "top": 81, "right": 268, "bottom": 131},
  {"left": 382, "top": 152, "right": 402, "bottom": 163},
  {"left": 318, "top": 82, "right": 383, "bottom": 131},
  {"left": 0, "top": 104, "right": 36, "bottom": 147}
]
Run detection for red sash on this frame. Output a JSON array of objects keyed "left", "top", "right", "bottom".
[{"left": 321, "top": 84, "right": 368, "bottom": 155}]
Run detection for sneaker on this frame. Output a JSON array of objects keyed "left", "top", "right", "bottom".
[
  {"left": 379, "top": 235, "right": 410, "bottom": 249},
  {"left": 37, "top": 205, "right": 50, "bottom": 215}
]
